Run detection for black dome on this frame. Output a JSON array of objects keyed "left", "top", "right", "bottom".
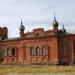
[
  {"left": 19, "top": 22, "right": 25, "bottom": 32},
  {"left": 62, "top": 25, "right": 66, "bottom": 33},
  {"left": 53, "top": 16, "right": 59, "bottom": 27}
]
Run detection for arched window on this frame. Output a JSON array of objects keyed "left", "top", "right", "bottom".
[
  {"left": 12, "top": 48, "right": 16, "bottom": 56},
  {"left": 36, "top": 47, "right": 40, "bottom": 56},
  {"left": 30, "top": 47, "right": 34, "bottom": 56},
  {"left": 12, "top": 47, "right": 18, "bottom": 56},
  {"left": 42, "top": 46, "right": 46, "bottom": 55}
]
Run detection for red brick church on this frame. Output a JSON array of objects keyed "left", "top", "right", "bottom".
[{"left": 0, "top": 16, "right": 75, "bottom": 65}]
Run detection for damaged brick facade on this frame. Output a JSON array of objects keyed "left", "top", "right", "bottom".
[{"left": 0, "top": 17, "right": 75, "bottom": 65}]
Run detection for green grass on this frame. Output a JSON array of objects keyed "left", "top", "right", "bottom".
[{"left": 0, "top": 65, "right": 75, "bottom": 75}]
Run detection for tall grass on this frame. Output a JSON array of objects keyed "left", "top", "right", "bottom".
[{"left": 0, "top": 65, "right": 75, "bottom": 75}]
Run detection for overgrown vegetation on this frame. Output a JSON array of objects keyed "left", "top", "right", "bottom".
[{"left": 0, "top": 65, "right": 75, "bottom": 75}]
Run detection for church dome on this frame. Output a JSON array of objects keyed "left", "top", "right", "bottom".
[
  {"left": 62, "top": 28, "right": 66, "bottom": 33},
  {"left": 53, "top": 16, "right": 59, "bottom": 28},
  {"left": 19, "top": 19, "right": 25, "bottom": 32},
  {"left": 19, "top": 24, "right": 25, "bottom": 32},
  {"left": 62, "top": 25, "right": 66, "bottom": 33}
]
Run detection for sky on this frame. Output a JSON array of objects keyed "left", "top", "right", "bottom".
[{"left": 0, "top": 0, "right": 75, "bottom": 38}]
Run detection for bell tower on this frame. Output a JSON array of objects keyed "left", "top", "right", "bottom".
[{"left": 51, "top": 13, "right": 59, "bottom": 64}]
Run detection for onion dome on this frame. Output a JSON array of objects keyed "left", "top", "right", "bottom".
[
  {"left": 62, "top": 25, "right": 66, "bottom": 33},
  {"left": 53, "top": 15, "right": 59, "bottom": 28},
  {"left": 19, "top": 18, "right": 25, "bottom": 32}
]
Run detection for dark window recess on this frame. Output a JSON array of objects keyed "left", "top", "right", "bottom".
[
  {"left": 43, "top": 46, "right": 46, "bottom": 55},
  {"left": 30, "top": 47, "right": 34, "bottom": 56},
  {"left": 36, "top": 47, "right": 40, "bottom": 56},
  {"left": 12, "top": 48, "right": 16, "bottom": 56},
  {"left": 36, "top": 33, "right": 39, "bottom": 36}
]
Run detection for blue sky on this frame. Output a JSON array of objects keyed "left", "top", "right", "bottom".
[{"left": 0, "top": 0, "right": 75, "bottom": 38}]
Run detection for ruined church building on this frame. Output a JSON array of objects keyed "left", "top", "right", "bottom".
[{"left": 0, "top": 15, "right": 75, "bottom": 65}]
